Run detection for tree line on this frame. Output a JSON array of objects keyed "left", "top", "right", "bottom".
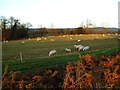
[
  {"left": 0, "top": 16, "right": 32, "bottom": 40},
  {"left": 0, "top": 16, "right": 119, "bottom": 41},
  {"left": 28, "top": 27, "right": 118, "bottom": 38}
]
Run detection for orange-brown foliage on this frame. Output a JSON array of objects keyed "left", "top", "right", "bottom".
[{"left": 2, "top": 53, "right": 120, "bottom": 89}]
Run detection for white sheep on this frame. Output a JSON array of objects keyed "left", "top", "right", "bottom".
[
  {"left": 22, "top": 41, "right": 25, "bottom": 44},
  {"left": 37, "top": 37, "right": 41, "bottom": 41},
  {"left": 77, "top": 40, "right": 81, "bottom": 42},
  {"left": 49, "top": 50, "right": 57, "bottom": 56},
  {"left": 44, "top": 38, "right": 47, "bottom": 40},
  {"left": 83, "top": 46, "right": 90, "bottom": 51},
  {"left": 6, "top": 40, "right": 8, "bottom": 42},
  {"left": 69, "top": 38, "right": 72, "bottom": 40},
  {"left": 3, "top": 40, "right": 8, "bottom": 42},
  {"left": 28, "top": 38, "right": 31, "bottom": 40},
  {"left": 51, "top": 39, "right": 55, "bottom": 41},
  {"left": 78, "top": 45, "right": 85, "bottom": 51},
  {"left": 64, "top": 48, "right": 72, "bottom": 52},
  {"left": 74, "top": 45, "right": 83, "bottom": 50},
  {"left": 96, "top": 36, "right": 98, "bottom": 39}
]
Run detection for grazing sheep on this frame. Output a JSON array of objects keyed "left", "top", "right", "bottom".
[
  {"left": 83, "top": 46, "right": 90, "bottom": 51},
  {"left": 64, "top": 48, "right": 72, "bottom": 53},
  {"left": 22, "top": 41, "right": 25, "bottom": 44},
  {"left": 107, "top": 34, "right": 111, "bottom": 35},
  {"left": 78, "top": 40, "right": 81, "bottom": 42},
  {"left": 3, "top": 40, "right": 8, "bottom": 42},
  {"left": 70, "top": 38, "right": 72, "bottom": 40},
  {"left": 37, "top": 37, "right": 41, "bottom": 41},
  {"left": 28, "top": 38, "right": 31, "bottom": 40},
  {"left": 74, "top": 45, "right": 83, "bottom": 50},
  {"left": 78, "top": 45, "right": 85, "bottom": 51},
  {"left": 6, "top": 40, "right": 8, "bottom": 42},
  {"left": 49, "top": 50, "right": 57, "bottom": 56},
  {"left": 44, "top": 38, "right": 47, "bottom": 40},
  {"left": 51, "top": 39, "right": 55, "bottom": 41},
  {"left": 96, "top": 36, "right": 98, "bottom": 39}
]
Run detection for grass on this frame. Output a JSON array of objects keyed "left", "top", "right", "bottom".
[
  {"left": 2, "top": 34, "right": 119, "bottom": 73},
  {"left": 2, "top": 38, "right": 118, "bottom": 61},
  {"left": 2, "top": 53, "right": 79, "bottom": 73},
  {"left": 2, "top": 47, "right": 120, "bottom": 73}
]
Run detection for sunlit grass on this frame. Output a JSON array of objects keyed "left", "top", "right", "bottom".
[
  {"left": 2, "top": 34, "right": 119, "bottom": 73},
  {"left": 2, "top": 47, "right": 120, "bottom": 73}
]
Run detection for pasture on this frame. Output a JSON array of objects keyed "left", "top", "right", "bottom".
[{"left": 2, "top": 34, "right": 119, "bottom": 73}]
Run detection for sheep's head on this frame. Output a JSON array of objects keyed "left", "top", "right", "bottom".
[
  {"left": 74, "top": 45, "right": 77, "bottom": 47},
  {"left": 64, "top": 48, "right": 67, "bottom": 52}
]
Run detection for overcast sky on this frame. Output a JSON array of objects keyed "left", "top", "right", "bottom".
[{"left": 0, "top": 0, "right": 119, "bottom": 28}]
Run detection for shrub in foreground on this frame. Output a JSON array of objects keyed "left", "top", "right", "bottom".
[{"left": 2, "top": 53, "right": 120, "bottom": 89}]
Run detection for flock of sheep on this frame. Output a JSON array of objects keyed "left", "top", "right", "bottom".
[
  {"left": 3, "top": 34, "right": 119, "bottom": 57},
  {"left": 48, "top": 33, "right": 119, "bottom": 56},
  {"left": 48, "top": 43, "right": 90, "bottom": 56}
]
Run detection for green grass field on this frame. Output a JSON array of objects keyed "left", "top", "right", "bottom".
[{"left": 2, "top": 34, "right": 119, "bottom": 73}]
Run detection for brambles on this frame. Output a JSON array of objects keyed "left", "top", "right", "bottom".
[
  {"left": 63, "top": 53, "right": 120, "bottom": 89},
  {"left": 2, "top": 53, "right": 120, "bottom": 89},
  {"left": 2, "top": 64, "right": 8, "bottom": 80},
  {"left": 63, "top": 54, "right": 94, "bottom": 89},
  {"left": 2, "top": 66, "right": 64, "bottom": 89}
]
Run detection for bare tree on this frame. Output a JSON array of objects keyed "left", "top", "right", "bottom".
[
  {"left": 1, "top": 16, "right": 32, "bottom": 40},
  {"left": 0, "top": 16, "right": 8, "bottom": 30}
]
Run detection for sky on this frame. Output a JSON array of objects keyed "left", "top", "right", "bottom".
[
  {"left": 0, "top": 0, "right": 119, "bottom": 28},
  {"left": 119, "top": 1, "right": 120, "bottom": 28}
]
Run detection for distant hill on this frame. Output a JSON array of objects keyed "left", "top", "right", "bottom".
[
  {"left": 28, "top": 27, "right": 119, "bottom": 33},
  {"left": 85, "top": 27, "right": 119, "bottom": 33},
  {"left": 109, "top": 28, "right": 118, "bottom": 32}
]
